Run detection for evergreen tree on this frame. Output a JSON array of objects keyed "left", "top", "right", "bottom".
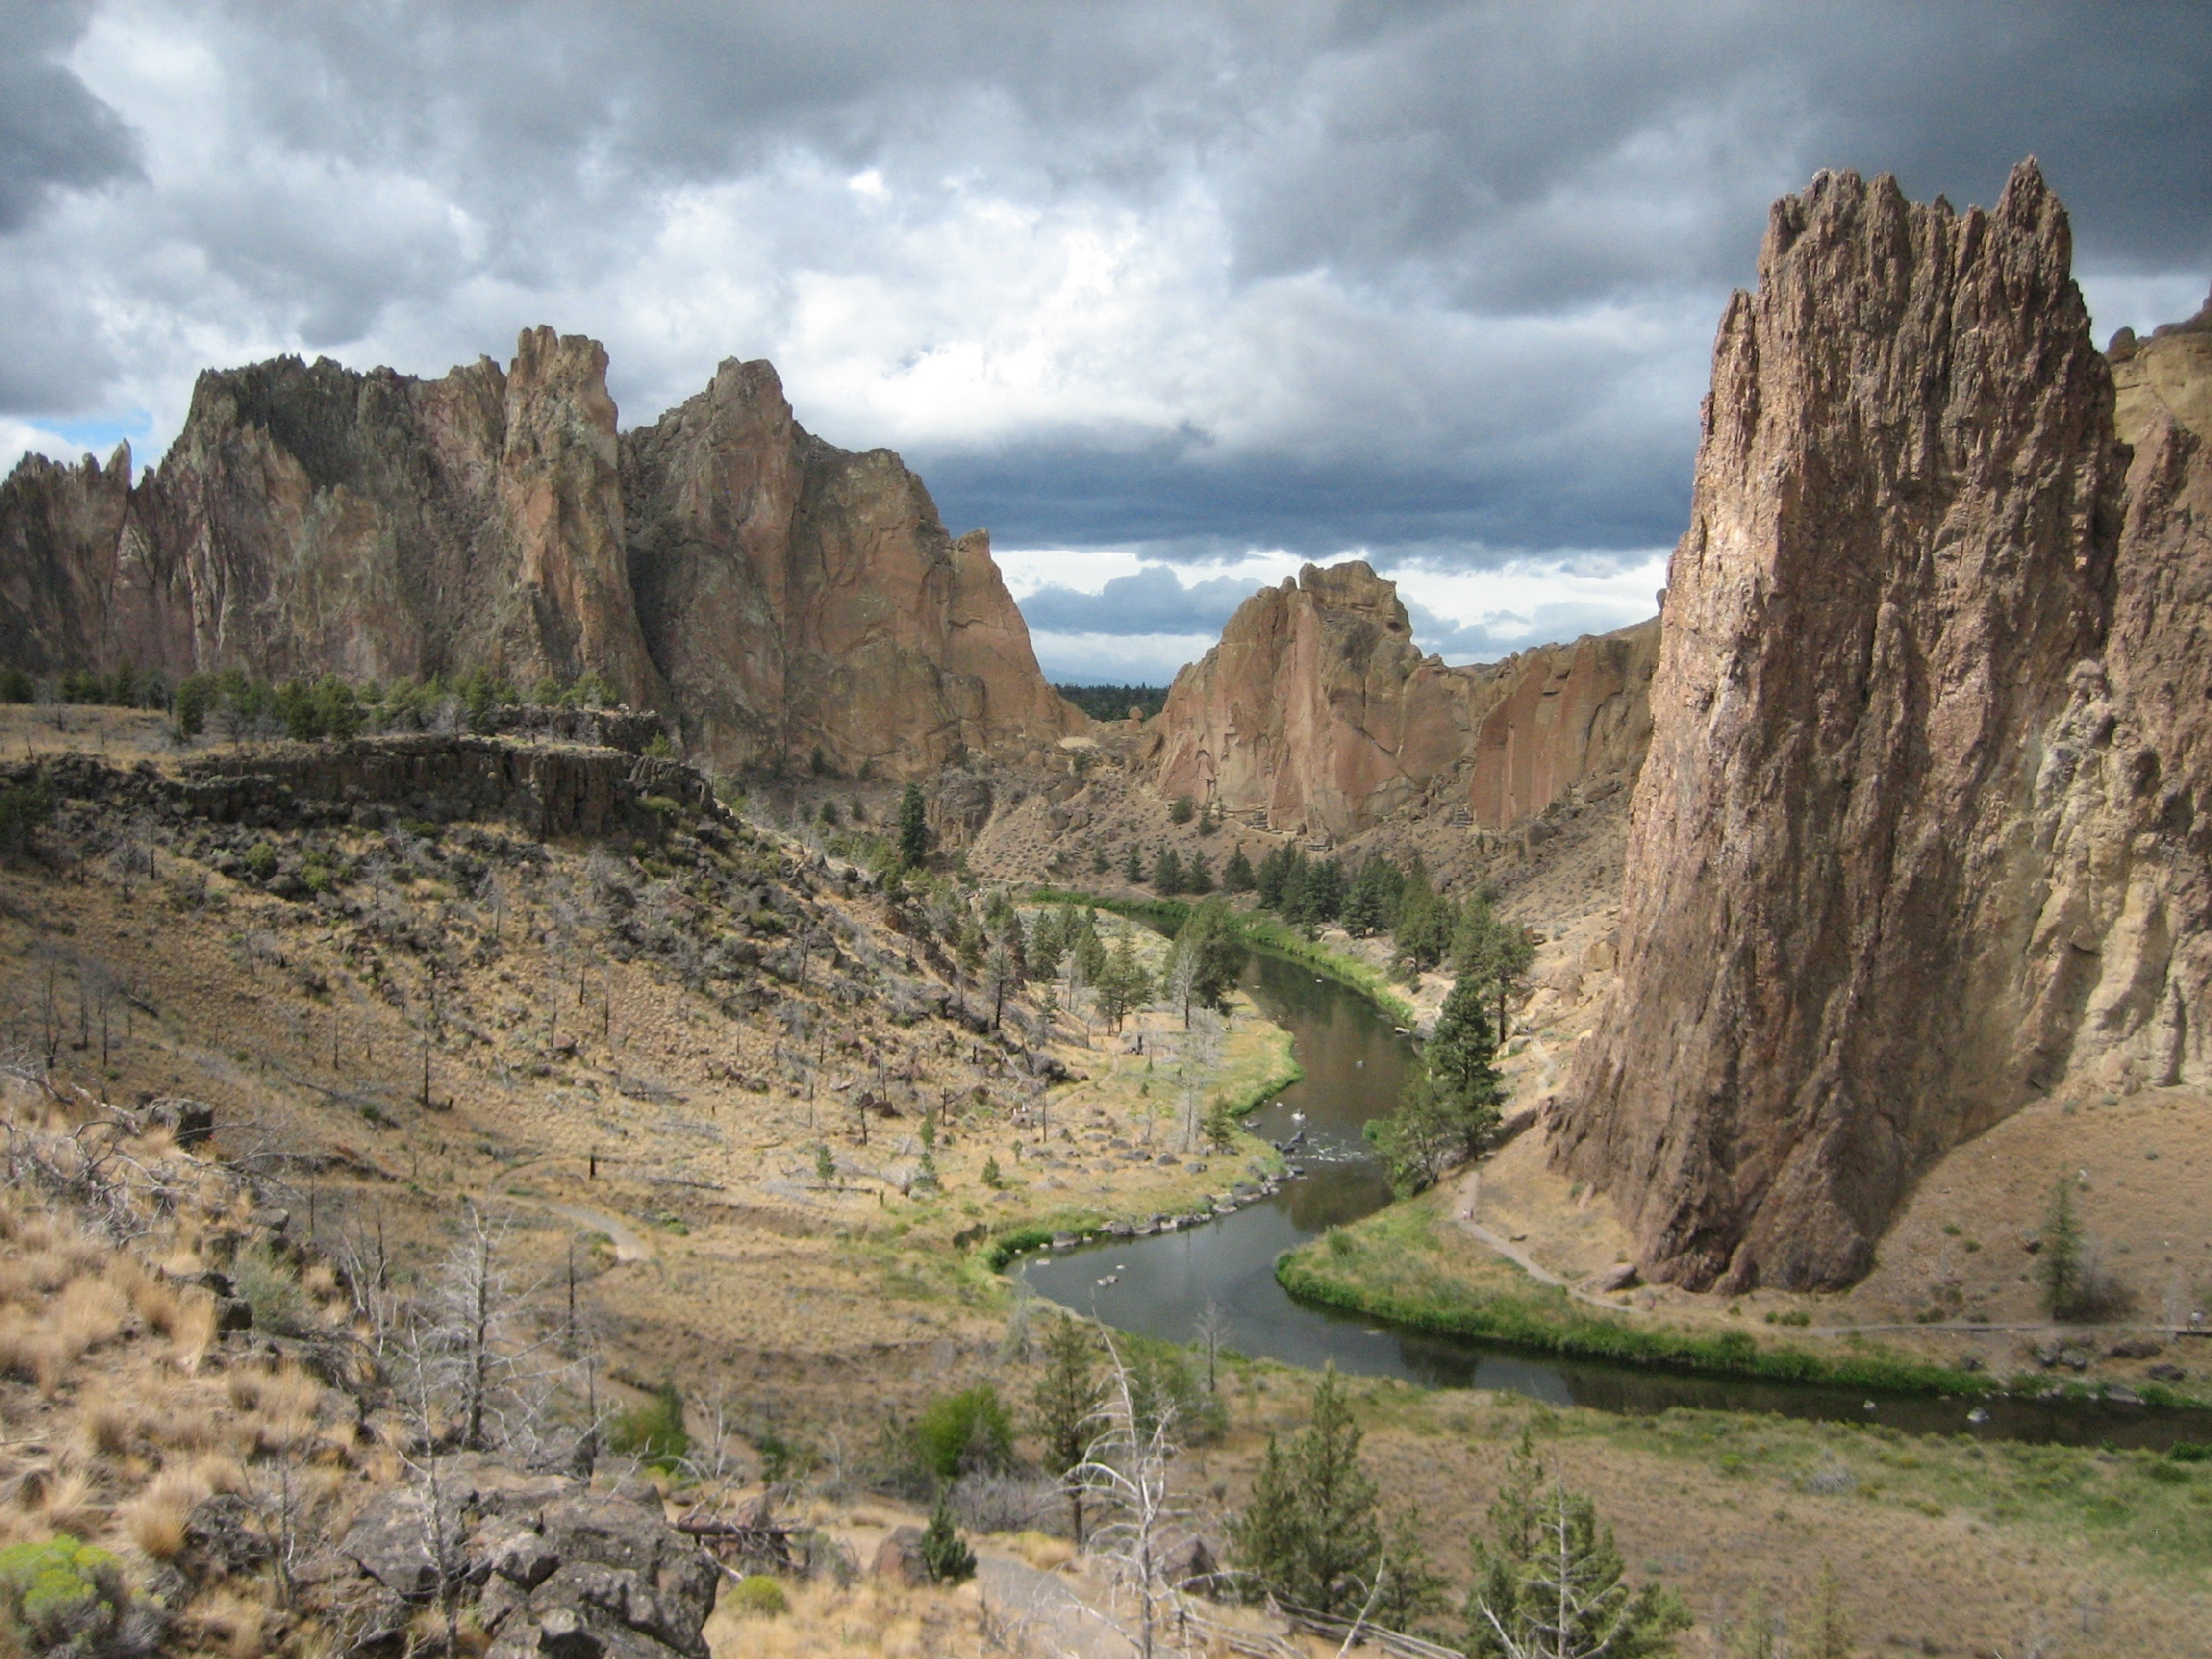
[
  {"left": 1466, "top": 1435, "right": 1688, "bottom": 1659},
  {"left": 1390, "top": 857, "right": 1458, "bottom": 975},
  {"left": 1166, "top": 898, "right": 1243, "bottom": 1022},
  {"left": 1027, "top": 910, "right": 1064, "bottom": 984},
  {"left": 898, "top": 784, "right": 930, "bottom": 867},
  {"left": 1255, "top": 845, "right": 1292, "bottom": 909},
  {"left": 1341, "top": 854, "right": 1403, "bottom": 936},
  {"left": 1223, "top": 845, "right": 1257, "bottom": 893},
  {"left": 2039, "top": 1178, "right": 2087, "bottom": 1317},
  {"left": 1452, "top": 894, "right": 1536, "bottom": 1044},
  {"left": 1185, "top": 852, "right": 1214, "bottom": 894},
  {"left": 1124, "top": 843, "right": 1146, "bottom": 883},
  {"left": 919, "top": 1499, "right": 977, "bottom": 1584},
  {"left": 1153, "top": 845, "right": 1185, "bottom": 895},
  {"left": 1097, "top": 931, "right": 1152, "bottom": 1031},
  {"left": 1228, "top": 1368, "right": 1382, "bottom": 1617},
  {"left": 1031, "top": 1314, "right": 1102, "bottom": 1543},
  {"left": 1428, "top": 975, "right": 1504, "bottom": 1115}
]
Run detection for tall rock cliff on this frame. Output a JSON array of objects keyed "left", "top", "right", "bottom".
[
  {"left": 1552, "top": 163, "right": 2212, "bottom": 1291},
  {"left": 0, "top": 331, "right": 1077, "bottom": 777},
  {"left": 1148, "top": 560, "right": 1656, "bottom": 840}
]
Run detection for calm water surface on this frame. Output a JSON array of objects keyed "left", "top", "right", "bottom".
[{"left": 1018, "top": 950, "right": 2212, "bottom": 1451}]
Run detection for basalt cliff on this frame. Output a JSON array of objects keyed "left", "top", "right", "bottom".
[
  {"left": 1147, "top": 559, "right": 1658, "bottom": 841},
  {"left": 0, "top": 330, "right": 1078, "bottom": 776},
  {"left": 1552, "top": 162, "right": 2212, "bottom": 1291}
]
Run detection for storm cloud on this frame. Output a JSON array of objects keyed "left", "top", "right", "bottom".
[{"left": 3, "top": 2, "right": 2205, "bottom": 678}]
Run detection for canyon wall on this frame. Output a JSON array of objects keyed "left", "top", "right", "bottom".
[
  {"left": 1148, "top": 559, "right": 1657, "bottom": 840},
  {"left": 0, "top": 331, "right": 1078, "bottom": 778},
  {"left": 1552, "top": 163, "right": 2212, "bottom": 1291}
]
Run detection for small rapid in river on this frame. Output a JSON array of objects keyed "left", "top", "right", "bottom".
[{"left": 1018, "top": 948, "right": 2212, "bottom": 1450}]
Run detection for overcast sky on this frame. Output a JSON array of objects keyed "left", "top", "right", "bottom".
[{"left": 5, "top": 2, "right": 2207, "bottom": 683}]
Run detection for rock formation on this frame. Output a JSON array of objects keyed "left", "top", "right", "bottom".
[
  {"left": 1553, "top": 162, "right": 2212, "bottom": 1290},
  {"left": 0, "top": 331, "right": 1078, "bottom": 777},
  {"left": 1148, "top": 559, "right": 1655, "bottom": 839}
]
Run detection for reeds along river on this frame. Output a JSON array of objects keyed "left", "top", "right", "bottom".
[{"left": 1018, "top": 948, "right": 2212, "bottom": 1451}]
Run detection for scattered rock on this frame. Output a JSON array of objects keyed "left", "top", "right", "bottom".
[{"left": 1593, "top": 1262, "right": 1640, "bottom": 1293}]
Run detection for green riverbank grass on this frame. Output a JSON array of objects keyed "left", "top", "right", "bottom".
[
  {"left": 1278, "top": 1188, "right": 2002, "bottom": 1398},
  {"left": 1026, "top": 886, "right": 1419, "bottom": 1026}
]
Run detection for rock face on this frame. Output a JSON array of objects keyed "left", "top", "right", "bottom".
[
  {"left": 1553, "top": 163, "right": 2212, "bottom": 1290},
  {"left": 2110, "top": 288, "right": 2212, "bottom": 446},
  {"left": 1148, "top": 560, "right": 1655, "bottom": 839},
  {"left": 0, "top": 332, "right": 1077, "bottom": 777}
]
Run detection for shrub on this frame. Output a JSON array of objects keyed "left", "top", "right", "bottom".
[
  {"left": 1169, "top": 794, "right": 1194, "bottom": 824},
  {"left": 231, "top": 1244, "right": 316, "bottom": 1337},
  {"left": 913, "top": 1383, "right": 1014, "bottom": 1482},
  {"left": 644, "top": 733, "right": 675, "bottom": 759},
  {"left": 0, "top": 667, "right": 33, "bottom": 703},
  {"left": 242, "top": 842, "right": 278, "bottom": 881},
  {"left": 728, "top": 1574, "right": 787, "bottom": 1617},
  {"left": 920, "top": 1499, "right": 976, "bottom": 1584},
  {"left": 0, "top": 777, "right": 52, "bottom": 857},
  {"left": 0, "top": 1534, "right": 143, "bottom": 1658},
  {"left": 610, "top": 1382, "right": 689, "bottom": 1470}
]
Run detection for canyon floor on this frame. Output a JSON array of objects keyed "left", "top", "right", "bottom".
[{"left": 4, "top": 710, "right": 2209, "bottom": 1656}]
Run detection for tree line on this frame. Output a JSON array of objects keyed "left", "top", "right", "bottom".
[{"left": 1, "top": 661, "right": 626, "bottom": 743}]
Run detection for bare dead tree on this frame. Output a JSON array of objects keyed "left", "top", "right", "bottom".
[{"left": 1070, "top": 1334, "right": 1206, "bottom": 1659}]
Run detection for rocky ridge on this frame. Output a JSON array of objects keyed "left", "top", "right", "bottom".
[
  {"left": 1146, "top": 560, "right": 1657, "bottom": 841},
  {"left": 1553, "top": 162, "right": 2212, "bottom": 1291},
  {"left": 0, "top": 332, "right": 1079, "bottom": 779}
]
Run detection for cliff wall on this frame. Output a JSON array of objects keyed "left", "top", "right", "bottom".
[
  {"left": 1552, "top": 163, "right": 2212, "bottom": 1291},
  {"left": 1148, "top": 560, "right": 1657, "bottom": 840},
  {"left": 0, "top": 332, "right": 1078, "bottom": 778}
]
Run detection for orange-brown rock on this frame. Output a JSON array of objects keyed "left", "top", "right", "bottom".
[
  {"left": 2109, "top": 287, "right": 2212, "bottom": 446},
  {"left": 1149, "top": 560, "right": 1655, "bottom": 839},
  {"left": 1553, "top": 163, "right": 2212, "bottom": 1290},
  {"left": 0, "top": 332, "right": 1076, "bottom": 777},
  {"left": 1461, "top": 624, "right": 1658, "bottom": 831}
]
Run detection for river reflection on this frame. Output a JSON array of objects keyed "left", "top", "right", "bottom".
[{"left": 1016, "top": 947, "right": 2212, "bottom": 1451}]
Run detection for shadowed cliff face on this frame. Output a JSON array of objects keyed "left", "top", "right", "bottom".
[
  {"left": 1553, "top": 163, "right": 2212, "bottom": 1292},
  {"left": 1148, "top": 559, "right": 1656, "bottom": 840},
  {"left": 0, "top": 331, "right": 1077, "bottom": 778}
]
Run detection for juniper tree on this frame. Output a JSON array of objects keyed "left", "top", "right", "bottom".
[
  {"left": 2039, "top": 1177, "right": 2087, "bottom": 1317},
  {"left": 1223, "top": 845, "right": 1256, "bottom": 892}
]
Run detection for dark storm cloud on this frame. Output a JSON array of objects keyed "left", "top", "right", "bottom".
[
  {"left": 0, "top": 1, "right": 138, "bottom": 233},
  {"left": 2, "top": 0, "right": 2205, "bottom": 578}
]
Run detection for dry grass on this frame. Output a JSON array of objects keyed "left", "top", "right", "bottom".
[{"left": 703, "top": 1576, "right": 989, "bottom": 1659}]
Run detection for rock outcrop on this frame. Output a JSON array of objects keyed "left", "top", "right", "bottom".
[
  {"left": 2110, "top": 287, "right": 2212, "bottom": 446},
  {"left": 623, "top": 357, "right": 1076, "bottom": 774},
  {"left": 0, "top": 332, "right": 1078, "bottom": 777},
  {"left": 1148, "top": 560, "right": 1656, "bottom": 839},
  {"left": 1553, "top": 162, "right": 2212, "bottom": 1290}
]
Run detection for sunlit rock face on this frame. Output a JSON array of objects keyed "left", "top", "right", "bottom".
[
  {"left": 0, "top": 331, "right": 1078, "bottom": 778},
  {"left": 1554, "top": 163, "right": 2212, "bottom": 1292},
  {"left": 1149, "top": 559, "right": 1656, "bottom": 841}
]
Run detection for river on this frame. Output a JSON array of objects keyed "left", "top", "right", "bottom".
[{"left": 1018, "top": 948, "right": 2212, "bottom": 1451}]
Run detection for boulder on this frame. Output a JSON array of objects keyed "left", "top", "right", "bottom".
[{"left": 871, "top": 1526, "right": 929, "bottom": 1587}]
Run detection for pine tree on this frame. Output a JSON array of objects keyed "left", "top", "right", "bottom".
[
  {"left": 1124, "top": 843, "right": 1146, "bottom": 883},
  {"left": 1466, "top": 1434, "right": 1689, "bottom": 1659},
  {"left": 1228, "top": 1367, "right": 1382, "bottom": 1617},
  {"left": 1223, "top": 845, "right": 1257, "bottom": 892},
  {"left": 1185, "top": 852, "right": 1214, "bottom": 894},
  {"left": 2039, "top": 1177, "right": 2087, "bottom": 1317},
  {"left": 898, "top": 783, "right": 929, "bottom": 867},
  {"left": 1032, "top": 1314, "right": 1102, "bottom": 1542},
  {"left": 1153, "top": 845, "right": 1185, "bottom": 895}
]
